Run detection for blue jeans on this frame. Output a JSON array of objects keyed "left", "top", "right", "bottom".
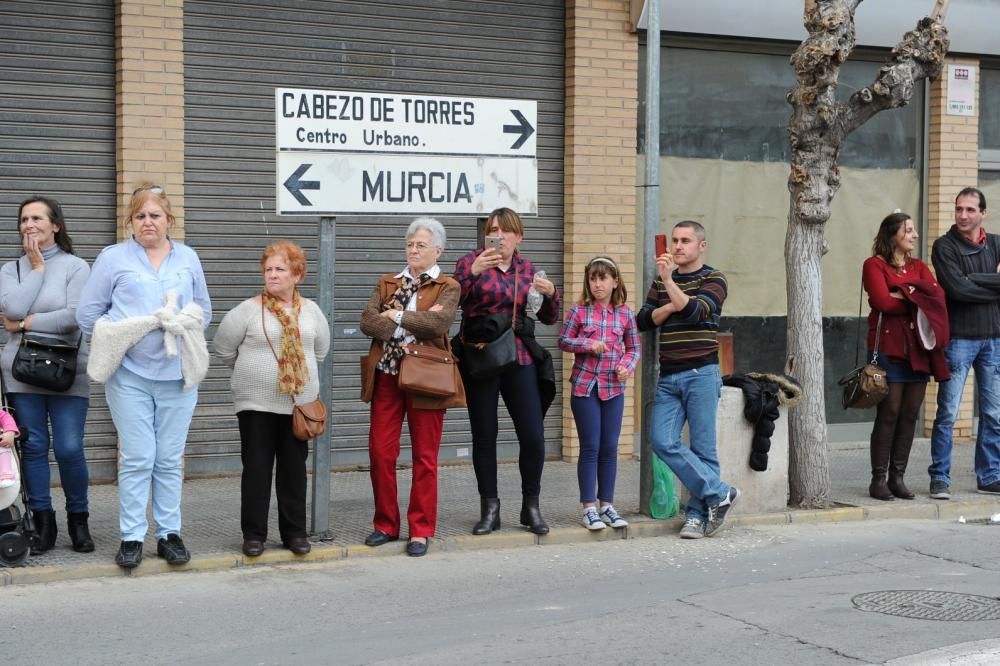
[
  {"left": 930, "top": 338, "right": 1000, "bottom": 486},
  {"left": 571, "top": 392, "right": 624, "bottom": 504},
  {"left": 651, "top": 365, "right": 729, "bottom": 521},
  {"left": 105, "top": 366, "right": 198, "bottom": 541},
  {"left": 8, "top": 393, "right": 90, "bottom": 513}
]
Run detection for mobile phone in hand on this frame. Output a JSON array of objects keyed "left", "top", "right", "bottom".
[
  {"left": 485, "top": 236, "right": 502, "bottom": 252},
  {"left": 655, "top": 234, "right": 668, "bottom": 257}
]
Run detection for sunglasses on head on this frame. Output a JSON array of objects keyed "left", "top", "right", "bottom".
[{"left": 133, "top": 185, "right": 164, "bottom": 195}]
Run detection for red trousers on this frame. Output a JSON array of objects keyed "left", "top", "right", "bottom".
[{"left": 368, "top": 370, "right": 445, "bottom": 538}]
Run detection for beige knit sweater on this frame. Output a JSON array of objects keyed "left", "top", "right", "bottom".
[{"left": 213, "top": 296, "right": 330, "bottom": 415}]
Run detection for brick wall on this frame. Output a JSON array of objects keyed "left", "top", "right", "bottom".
[
  {"left": 562, "top": 0, "right": 639, "bottom": 461},
  {"left": 115, "top": 0, "right": 185, "bottom": 240},
  {"left": 923, "top": 56, "right": 980, "bottom": 439}
]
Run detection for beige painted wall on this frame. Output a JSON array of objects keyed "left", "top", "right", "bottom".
[{"left": 642, "top": 158, "right": 921, "bottom": 317}]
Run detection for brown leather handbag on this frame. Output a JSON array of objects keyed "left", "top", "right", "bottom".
[
  {"left": 261, "top": 301, "right": 328, "bottom": 441},
  {"left": 398, "top": 341, "right": 459, "bottom": 398},
  {"left": 839, "top": 309, "right": 888, "bottom": 410},
  {"left": 290, "top": 399, "right": 328, "bottom": 441}
]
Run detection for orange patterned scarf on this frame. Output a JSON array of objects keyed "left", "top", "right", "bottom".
[{"left": 262, "top": 290, "right": 308, "bottom": 395}]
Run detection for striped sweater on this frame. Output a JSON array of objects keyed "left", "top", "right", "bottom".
[{"left": 636, "top": 265, "right": 727, "bottom": 375}]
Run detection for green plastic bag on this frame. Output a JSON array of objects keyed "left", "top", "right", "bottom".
[{"left": 649, "top": 453, "right": 680, "bottom": 519}]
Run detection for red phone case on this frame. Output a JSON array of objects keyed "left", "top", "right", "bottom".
[{"left": 655, "top": 234, "right": 667, "bottom": 257}]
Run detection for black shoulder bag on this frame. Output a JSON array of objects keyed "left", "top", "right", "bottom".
[
  {"left": 10, "top": 261, "right": 81, "bottom": 392},
  {"left": 458, "top": 263, "right": 520, "bottom": 380}
]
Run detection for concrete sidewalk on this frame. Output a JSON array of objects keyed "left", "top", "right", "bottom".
[{"left": 3, "top": 437, "right": 999, "bottom": 586}]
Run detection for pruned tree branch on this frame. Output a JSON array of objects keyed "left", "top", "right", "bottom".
[{"left": 837, "top": 15, "right": 950, "bottom": 139}]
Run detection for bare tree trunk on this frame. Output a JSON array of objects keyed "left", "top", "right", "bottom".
[
  {"left": 785, "top": 0, "right": 949, "bottom": 507},
  {"left": 786, "top": 207, "right": 832, "bottom": 507}
]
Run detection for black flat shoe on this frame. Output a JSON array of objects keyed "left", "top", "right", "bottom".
[
  {"left": 156, "top": 533, "right": 191, "bottom": 565},
  {"left": 364, "top": 530, "right": 399, "bottom": 547},
  {"left": 406, "top": 539, "right": 428, "bottom": 557},
  {"left": 283, "top": 537, "right": 311, "bottom": 555},
  {"left": 242, "top": 539, "right": 265, "bottom": 557},
  {"left": 115, "top": 540, "right": 143, "bottom": 569}
]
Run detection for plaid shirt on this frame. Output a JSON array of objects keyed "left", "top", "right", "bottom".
[
  {"left": 455, "top": 249, "right": 561, "bottom": 365},
  {"left": 558, "top": 302, "right": 640, "bottom": 399}
]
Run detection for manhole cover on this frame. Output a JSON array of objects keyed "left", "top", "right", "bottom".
[{"left": 853, "top": 590, "right": 1000, "bottom": 621}]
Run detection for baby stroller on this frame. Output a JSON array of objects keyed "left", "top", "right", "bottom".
[{"left": 0, "top": 373, "right": 33, "bottom": 567}]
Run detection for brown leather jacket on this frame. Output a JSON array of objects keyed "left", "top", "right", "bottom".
[{"left": 359, "top": 272, "right": 465, "bottom": 409}]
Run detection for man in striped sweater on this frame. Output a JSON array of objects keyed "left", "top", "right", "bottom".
[{"left": 637, "top": 221, "right": 738, "bottom": 539}]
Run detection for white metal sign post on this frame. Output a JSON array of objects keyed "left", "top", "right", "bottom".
[{"left": 275, "top": 88, "right": 539, "bottom": 535}]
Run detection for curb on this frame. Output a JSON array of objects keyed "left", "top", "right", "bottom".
[{"left": 3, "top": 498, "right": 998, "bottom": 587}]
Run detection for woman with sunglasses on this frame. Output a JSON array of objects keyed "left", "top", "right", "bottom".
[{"left": 77, "top": 183, "right": 212, "bottom": 569}]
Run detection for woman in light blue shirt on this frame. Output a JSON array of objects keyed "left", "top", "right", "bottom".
[{"left": 77, "top": 183, "right": 211, "bottom": 570}]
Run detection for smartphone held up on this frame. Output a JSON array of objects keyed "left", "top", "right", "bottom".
[{"left": 655, "top": 234, "right": 668, "bottom": 257}]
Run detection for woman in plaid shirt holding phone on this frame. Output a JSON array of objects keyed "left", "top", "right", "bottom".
[{"left": 559, "top": 256, "right": 640, "bottom": 530}]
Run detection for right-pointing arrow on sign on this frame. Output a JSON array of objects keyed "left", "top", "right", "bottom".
[
  {"left": 503, "top": 110, "right": 535, "bottom": 150},
  {"left": 283, "top": 163, "right": 320, "bottom": 206}
]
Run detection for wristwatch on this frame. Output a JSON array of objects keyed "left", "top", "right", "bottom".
[
  {"left": 17, "top": 320, "right": 24, "bottom": 332},
  {"left": 394, "top": 311, "right": 404, "bottom": 326}
]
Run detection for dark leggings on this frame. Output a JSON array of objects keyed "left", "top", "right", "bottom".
[
  {"left": 463, "top": 362, "right": 546, "bottom": 497},
  {"left": 870, "top": 382, "right": 927, "bottom": 469}
]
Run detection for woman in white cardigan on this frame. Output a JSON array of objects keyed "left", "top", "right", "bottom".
[{"left": 214, "top": 240, "right": 330, "bottom": 558}]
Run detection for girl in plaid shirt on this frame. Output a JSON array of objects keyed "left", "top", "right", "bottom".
[{"left": 559, "top": 256, "right": 640, "bottom": 530}]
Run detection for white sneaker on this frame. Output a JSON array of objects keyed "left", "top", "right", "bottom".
[
  {"left": 582, "top": 507, "right": 606, "bottom": 530},
  {"left": 599, "top": 505, "right": 628, "bottom": 528}
]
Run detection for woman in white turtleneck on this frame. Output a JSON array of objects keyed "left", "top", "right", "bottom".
[{"left": 0, "top": 196, "right": 93, "bottom": 555}]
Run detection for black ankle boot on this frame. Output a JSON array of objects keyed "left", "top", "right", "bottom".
[
  {"left": 67, "top": 512, "right": 95, "bottom": 553},
  {"left": 520, "top": 495, "right": 549, "bottom": 535},
  {"left": 472, "top": 497, "right": 500, "bottom": 535},
  {"left": 31, "top": 509, "right": 57, "bottom": 554},
  {"left": 887, "top": 469, "right": 915, "bottom": 500},
  {"left": 869, "top": 474, "right": 895, "bottom": 501}
]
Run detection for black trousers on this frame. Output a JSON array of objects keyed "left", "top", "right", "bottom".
[
  {"left": 462, "top": 362, "right": 546, "bottom": 498},
  {"left": 237, "top": 410, "right": 308, "bottom": 542}
]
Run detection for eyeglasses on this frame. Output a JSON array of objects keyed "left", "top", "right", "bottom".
[
  {"left": 406, "top": 242, "right": 435, "bottom": 251},
  {"left": 133, "top": 185, "right": 164, "bottom": 196}
]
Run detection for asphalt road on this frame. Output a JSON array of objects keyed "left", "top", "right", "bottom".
[{"left": 2, "top": 518, "right": 999, "bottom": 665}]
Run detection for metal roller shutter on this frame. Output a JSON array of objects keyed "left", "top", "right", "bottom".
[
  {"left": 0, "top": 0, "right": 118, "bottom": 480},
  {"left": 184, "top": 0, "right": 565, "bottom": 472}
]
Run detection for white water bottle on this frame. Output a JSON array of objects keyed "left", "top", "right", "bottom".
[{"left": 527, "top": 270, "right": 546, "bottom": 319}]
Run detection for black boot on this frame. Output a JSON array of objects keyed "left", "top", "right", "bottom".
[
  {"left": 31, "top": 509, "right": 57, "bottom": 554},
  {"left": 888, "top": 440, "right": 916, "bottom": 500},
  {"left": 67, "top": 512, "right": 95, "bottom": 553},
  {"left": 869, "top": 435, "right": 894, "bottom": 501},
  {"left": 472, "top": 497, "right": 500, "bottom": 535},
  {"left": 520, "top": 495, "right": 549, "bottom": 535}
]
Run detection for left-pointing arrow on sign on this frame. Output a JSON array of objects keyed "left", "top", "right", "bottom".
[
  {"left": 503, "top": 110, "right": 535, "bottom": 150},
  {"left": 283, "top": 163, "right": 320, "bottom": 206}
]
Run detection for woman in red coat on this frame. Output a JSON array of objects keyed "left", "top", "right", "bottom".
[{"left": 862, "top": 212, "right": 950, "bottom": 501}]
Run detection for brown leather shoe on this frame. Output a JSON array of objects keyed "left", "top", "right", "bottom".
[
  {"left": 242, "top": 540, "right": 265, "bottom": 557},
  {"left": 283, "top": 537, "right": 311, "bottom": 555}
]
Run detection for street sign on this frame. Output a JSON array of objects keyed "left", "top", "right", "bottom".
[
  {"left": 276, "top": 88, "right": 536, "bottom": 157},
  {"left": 277, "top": 152, "right": 537, "bottom": 216},
  {"left": 275, "top": 87, "right": 538, "bottom": 216}
]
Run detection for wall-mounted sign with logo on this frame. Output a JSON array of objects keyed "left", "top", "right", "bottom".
[{"left": 946, "top": 64, "right": 977, "bottom": 117}]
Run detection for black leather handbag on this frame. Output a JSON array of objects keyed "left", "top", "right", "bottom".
[
  {"left": 461, "top": 327, "right": 517, "bottom": 380},
  {"left": 459, "top": 264, "right": 520, "bottom": 380},
  {"left": 12, "top": 334, "right": 80, "bottom": 392}
]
